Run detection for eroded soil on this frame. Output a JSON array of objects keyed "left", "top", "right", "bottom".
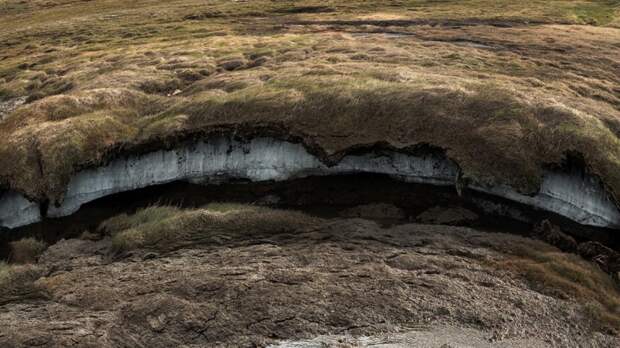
[{"left": 1, "top": 215, "right": 618, "bottom": 347}]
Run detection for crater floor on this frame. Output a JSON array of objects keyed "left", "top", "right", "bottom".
[{"left": 1, "top": 206, "right": 618, "bottom": 347}]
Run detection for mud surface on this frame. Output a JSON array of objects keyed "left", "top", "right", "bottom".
[{"left": 1, "top": 217, "right": 617, "bottom": 347}]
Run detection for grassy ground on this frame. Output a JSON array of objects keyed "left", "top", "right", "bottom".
[
  {"left": 488, "top": 240, "right": 620, "bottom": 332},
  {"left": 0, "top": 1, "right": 619, "bottom": 206}
]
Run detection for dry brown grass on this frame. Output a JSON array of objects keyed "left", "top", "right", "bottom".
[
  {"left": 0, "top": 262, "right": 46, "bottom": 305},
  {"left": 489, "top": 240, "right": 620, "bottom": 333},
  {"left": 9, "top": 238, "right": 47, "bottom": 264},
  {"left": 0, "top": 1, "right": 618, "bottom": 206}
]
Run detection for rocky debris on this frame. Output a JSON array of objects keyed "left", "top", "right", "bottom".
[
  {"left": 339, "top": 203, "right": 406, "bottom": 220},
  {"left": 0, "top": 218, "right": 617, "bottom": 347},
  {"left": 416, "top": 206, "right": 479, "bottom": 226},
  {"left": 0, "top": 264, "right": 47, "bottom": 306},
  {"left": 531, "top": 220, "right": 578, "bottom": 252},
  {"left": 578, "top": 241, "right": 620, "bottom": 280}
]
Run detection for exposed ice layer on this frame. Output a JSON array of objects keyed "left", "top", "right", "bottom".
[
  {"left": 476, "top": 170, "right": 620, "bottom": 228},
  {"left": 0, "top": 191, "right": 41, "bottom": 229},
  {"left": 46, "top": 137, "right": 458, "bottom": 218},
  {"left": 0, "top": 136, "right": 619, "bottom": 230}
]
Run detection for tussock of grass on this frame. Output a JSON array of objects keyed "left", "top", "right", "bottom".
[
  {"left": 98, "top": 205, "right": 182, "bottom": 235},
  {"left": 24, "top": 77, "right": 73, "bottom": 103},
  {"left": 100, "top": 204, "right": 321, "bottom": 253},
  {"left": 138, "top": 78, "right": 183, "bottom": 95},
  {"left": 492, "top": 241, "right": 620, "bottom": 333},
  {"left": 9, "top": 238, "right": 47, "bottom": 264},
  {"left": 8, "top": 88, "right": 164, "bottom": 123},
  {"left": 0, "top": 262, "right": 46, "bottom": 305},
  {"left": 572, "top": 1, "right": 620, "bottom": 25}
]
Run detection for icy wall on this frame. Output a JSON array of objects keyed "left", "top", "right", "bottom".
[
  {"left": 1, "top": 136, "right": 619, "bottom": 230},
  {"left": 45, "top": 137, "right": 458, "bottom": 218},
  {"left": 0, "top": 191, "right": 41, "bottom": 229}
]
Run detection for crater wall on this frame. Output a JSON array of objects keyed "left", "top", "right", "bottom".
[{"left": 0, "top": 136, "right": 618, "bottom": 230}]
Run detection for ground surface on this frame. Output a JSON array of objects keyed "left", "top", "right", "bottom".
[
  {"left": 0, "top": 0, "right": 619, "bottom": 207},
  {"left": 0, "top": 205, "right": 619, "bottom": 347}
]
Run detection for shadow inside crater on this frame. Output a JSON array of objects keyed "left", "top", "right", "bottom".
[{"left": 1, "top": 173, "right": 618, "bottom": 260}]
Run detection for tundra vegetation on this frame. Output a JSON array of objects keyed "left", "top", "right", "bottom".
[{"left": 0, "top": 0, "right": 619, "bottom": 206}]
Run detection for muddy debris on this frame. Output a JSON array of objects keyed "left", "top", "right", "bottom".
[{"left": 1, "top": 207, "right": 618, "bottom": 347}]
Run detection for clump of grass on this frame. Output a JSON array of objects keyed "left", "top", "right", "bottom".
[
  {"left": 0, "top": 262, "right": 46, "bottom": 305},
  {"left": 24, "top": 77, "right": 74, "bottom": 103},
  {"left": 492, "top": 242, "right": 620, "bottom": 333},
  {"left": 9, "top": 238, "right": 47, "bottom": 264},
  {"left": 2, "top": 67, "right": 620, "bottom": 208},
  {"left": 98, "top": 205, "right": 182, "bottom": 235},
  {"left": 99, "top": 204, "right": 321, "bottom": 253},
  {"left": 571, "top": 1, "right": 620, "bottom": 26},
  {"left": 138, "top": 78, "right": 183, "bottom": 95}
]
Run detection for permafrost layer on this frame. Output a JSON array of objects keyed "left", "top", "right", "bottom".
[
  {"left": 0, "top": 136, "right": 619, "bottom": 230},
  {"left": 0, "top": 191, "right": 41, "bottom": 229}
]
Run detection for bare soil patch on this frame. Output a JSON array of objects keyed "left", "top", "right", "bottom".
[{"left": 0, "top": 206, "right": 618, "bottom": 347}]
